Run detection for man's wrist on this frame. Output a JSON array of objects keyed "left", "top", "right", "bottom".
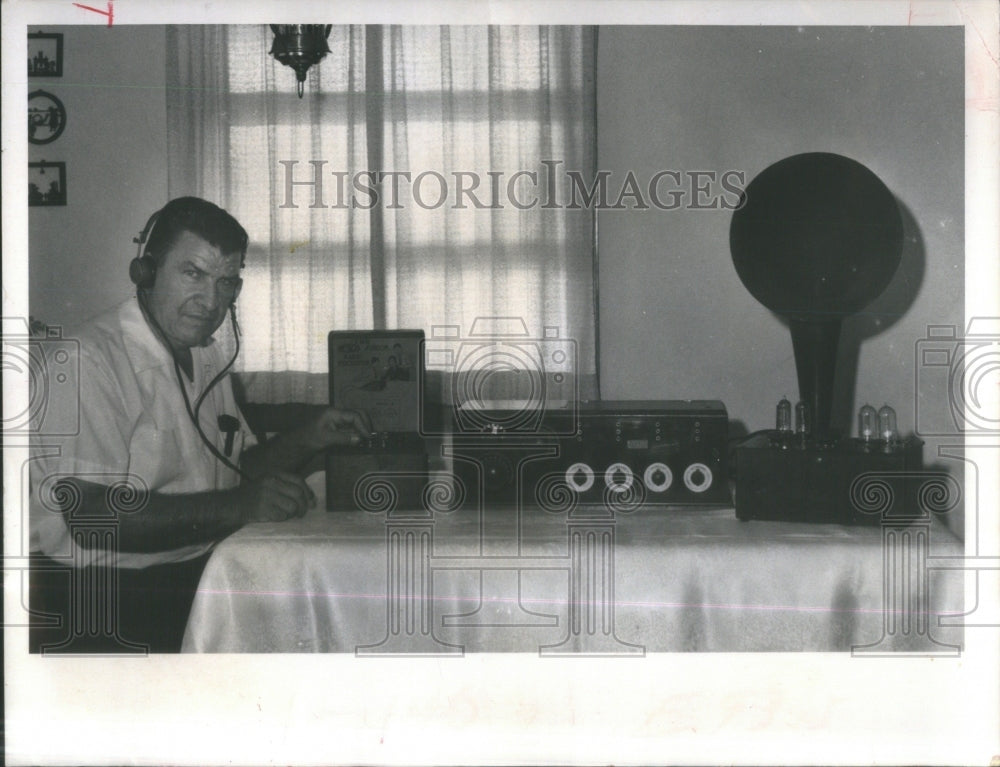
[
  {"left": 227, "top": 485, "right": 251, "bottom": 526},
  {"left": 296, "top": 421, "right": 327, "bottom": 452},
  {"left": 239, "top": 423, "right": 326, "bottom": 478},
  {"left": 276, "top": 423, "right": 327, "bottom": 458}
]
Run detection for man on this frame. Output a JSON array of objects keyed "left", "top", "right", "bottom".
[{"left": 29, "top": 197, "right": 370, "bottom": 653}]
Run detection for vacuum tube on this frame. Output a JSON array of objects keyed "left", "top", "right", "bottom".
[
  {"left": 858, "top": 403, "right": 877, "bottom": 445},
  {"left": 878, "top": 403, "right": 898, "bottom": 451}
]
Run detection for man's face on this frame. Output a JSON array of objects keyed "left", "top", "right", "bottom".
[{"left": 145, "top": 229, "right": 243, "bottom": 351}]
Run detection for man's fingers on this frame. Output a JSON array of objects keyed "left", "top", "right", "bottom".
[
  {"left": 330, "top": 408, "right": 372, "bottom": 436},
  {"left": 242, "top": 472, "right": 315, "bottom": 522},
  {"left": 267, "top": 470, "right": 309, "bottom": 491},
  {"left": 325, "top": 429, "right": 364, "bottom": 446},
  {"left": 265, "top": 491, "right": 299, "bottom": 518},
  {"left": 352, "top": 409, "right": 373, "bottom": 434},
  {"left": 263, "top": 473, "right": 311, "bottom": 516}
]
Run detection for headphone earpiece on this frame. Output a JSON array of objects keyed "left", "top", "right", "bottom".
[
  {"left": 129, "top": 254, "right": 157, "bottom": 289},
  {"left": 131, "top": 208, "right": 162, "bottom": 291}
]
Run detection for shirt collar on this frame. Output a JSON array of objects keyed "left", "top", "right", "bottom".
[{"left": 118, "top": 296, "right": 216, "bottom": 374}]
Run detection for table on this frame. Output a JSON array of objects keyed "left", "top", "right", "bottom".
[{"left": 181, "top": 473, "right": 965, "bottom": 654}]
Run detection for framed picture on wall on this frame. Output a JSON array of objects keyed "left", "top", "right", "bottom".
[
  {"left": 28, "top": 90, "right": 67, "bottom": 145},
  {"left": 27, "top": 31, "right": 63, "bottom": 77},
  {"left": 29, "top": 161, "right": 66, "bottom": 206}
]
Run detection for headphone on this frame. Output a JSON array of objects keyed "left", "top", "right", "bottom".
[
  {"left": 131, "top": 203, "right": 252, "bottom": 482},
  {"left": 130, "top": 208, "right": 162, "bottom": 289}
]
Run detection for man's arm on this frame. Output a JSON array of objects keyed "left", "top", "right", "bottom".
[
  {"left": 240, "top": 407, "right": 372, "bottom": 477},
  {"left": 61, "top": 473, "right": 315, "bottom": 553},
  {"left": 48, "top": 409, "right": 367, "bottom": 553}
]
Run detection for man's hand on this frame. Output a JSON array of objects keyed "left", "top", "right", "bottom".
[
  {"left": 237, "top": 471, "right": 316, "bottom": 522},
  {"left": 304, "top": 407, "right": 373, "bottom": 450},
  {"left": 239, "top": 407, "right": 373, "bottom": 479}
]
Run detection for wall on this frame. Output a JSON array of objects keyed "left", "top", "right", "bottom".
[
  {"left": 596, "top": 27, "right": 964, "bottom": 517},
  {"left": 28, "top": 25, "right": 168, "bottom": 329}
]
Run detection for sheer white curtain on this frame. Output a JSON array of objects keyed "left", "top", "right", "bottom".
[{"left": 167, "top": 25, "right": 597, "bottom": 404}]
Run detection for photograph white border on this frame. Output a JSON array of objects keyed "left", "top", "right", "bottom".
[{"left": 3, "top": 1, "right": 998, "bottom": 765}]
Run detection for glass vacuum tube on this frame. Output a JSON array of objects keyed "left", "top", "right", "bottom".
[
  {"left": 776, "top": 396, "right": 793, "bottom": 433},
  {"left": 794, "top": 400, "right": 810, "bottom": 440},
  {"left": 877, "top": 403, "right": 898, "bottom": 449},
  {"left": 858, "top": 403, "right": 877, "bottom": 443}
]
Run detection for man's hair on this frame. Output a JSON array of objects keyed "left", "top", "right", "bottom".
[{"left": 144, "top": 197, "right": 249, "bottom": 267}]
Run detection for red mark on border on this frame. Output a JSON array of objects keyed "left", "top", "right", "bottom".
[{"left": 73, "top": 0, "right": 114, "bottom": 27}]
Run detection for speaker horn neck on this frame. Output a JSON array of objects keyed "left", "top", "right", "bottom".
[{"left": 789, "top": 318, "right": 841, "bottom": 442}]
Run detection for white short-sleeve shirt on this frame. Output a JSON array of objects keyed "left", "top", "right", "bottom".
[{"left": 30, "top": 297, "right": 257, "bottom": 569}]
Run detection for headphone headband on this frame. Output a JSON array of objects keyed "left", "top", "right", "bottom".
[{"left": 129, "top": 201, "right": 247, "bottom": 290}]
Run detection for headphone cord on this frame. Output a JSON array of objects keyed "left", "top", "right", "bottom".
[
  {"left": 194, "top": 305, "right": 241, "bottom": 415},
  {"left": 173, "top": 350, "right": 251, "bottom": 483},
  {"left": 139, "top": 293, "right": 252, "bottom": 482},
  {"left": 191, "top": 306, "right": 250, "bottom": 478}
]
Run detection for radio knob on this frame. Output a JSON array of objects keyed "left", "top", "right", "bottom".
[
  {"left": 643, "top": 462, "right": 673, "bottom": 492},
  {"left": 683, "top": 463, "right": 713, "bottom": 493},
  {"left": 604, "top": 462, "right": 634, "bottom": 493},
  {"left": 564, "top": 462, "right": 595, "bottom": 493}
]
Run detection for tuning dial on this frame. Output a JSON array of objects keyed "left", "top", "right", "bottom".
[
  {"left": 683, "top": 463, "right": 713, "bottom": 493},
  {"left": 564, "top": 462, "right": 595, "bottom": 493},
  {"left": 643, "top": 462, "right": 673, "bottom": 492},
  {"left": 604, "top": 462, "right": 634, "bottom": 494}
]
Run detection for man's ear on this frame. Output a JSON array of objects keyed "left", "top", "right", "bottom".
[{"left": 231, "top": 278, "right": 243, "bottom": 304}]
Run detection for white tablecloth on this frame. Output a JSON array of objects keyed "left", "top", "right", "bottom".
[{"left": 182, "top": 473, "right": 964, "bottom": 653}]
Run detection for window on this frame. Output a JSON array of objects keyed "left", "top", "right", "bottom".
[{"left": 167, "top": 25, "right": 597, "bottom": 403}]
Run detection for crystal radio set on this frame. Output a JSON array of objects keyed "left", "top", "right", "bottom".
[{"left": 326, "top": 152, "right": 920, "bottom": 525}]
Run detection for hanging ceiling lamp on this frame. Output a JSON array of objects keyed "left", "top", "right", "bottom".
[{"left": 269, "top": 24, "right": 332, "bottom": 98}]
